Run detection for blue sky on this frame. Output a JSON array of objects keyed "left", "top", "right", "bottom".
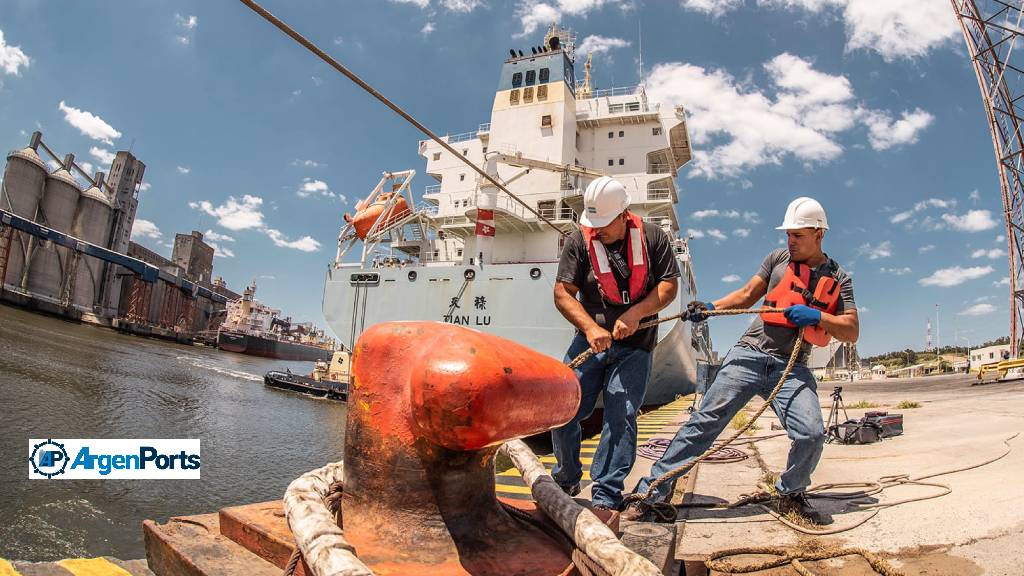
[{"left": 0, "top": 0, "right": 1012, "bottom": 356}]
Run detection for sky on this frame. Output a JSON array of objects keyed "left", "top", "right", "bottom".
[{"left": 0, "top": 0, "right": 1014, "bottom": 356}]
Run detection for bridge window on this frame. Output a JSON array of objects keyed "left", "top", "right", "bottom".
[
  {"left": 432, "top": 152, "right": 441, "bottom": 160},
  {"left": 510, "top": 89, "right": 520, "bottom": 105},
  {"left": 538, "top": 85, "right": 548, "bottom": 100},
  {"left": 512, "top": 72, "right": 523, "bottom": 88},
  {"left": 541, "top": 114, "right": 552, "bottom": 127},
  {"left": 524, "top": 87, "right": 534, "bottom": 103},
  {"left": 539, "top": 67, "right": 550, "bottom": 83},
  {"left": 626, "top": 102, "right": 640, "bottom": 111},
  {"left": 618, "top": 130, "right": 624, "bottom": 137},
  {"left": 608, "top": 159, "right": 614, "bottom": 166},
  {"left": 608, "top": 131, "right": 614, "bottom": 139},
  {"left": 526, "top": 70, "right": 536, "bottom": 85},
  {"left": 653, "top": 126, "right": 662, "bottom": 136}
]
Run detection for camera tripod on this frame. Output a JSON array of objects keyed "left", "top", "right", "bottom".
[{"left": 825, "top": 386, "right": 849, "bottom": 444}]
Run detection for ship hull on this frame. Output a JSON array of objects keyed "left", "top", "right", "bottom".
[
  {"left": 323, "top": 261, "right": 711, "bottom": 405},
  {"left": 217, "top": 331, "right": 333, "bottom": 362}
]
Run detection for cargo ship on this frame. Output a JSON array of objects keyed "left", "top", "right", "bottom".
[{"left": 217, "top": 280, "right": 335, "bottom": 362}]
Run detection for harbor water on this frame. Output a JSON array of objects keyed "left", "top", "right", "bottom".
[{"left": 0, "top": 304, "right": 347, "bottom": 561}]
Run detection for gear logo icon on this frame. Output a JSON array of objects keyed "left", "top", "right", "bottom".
[{"left": 29, "top": 439, "right": 69, "bottom": 479}]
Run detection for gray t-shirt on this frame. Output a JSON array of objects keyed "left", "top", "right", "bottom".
[{"left": 738, "top": 249, "right": 856, "bottom": 364}]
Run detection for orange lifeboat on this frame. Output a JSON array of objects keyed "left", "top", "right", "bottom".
[{"left": 343, "top": 192, "right": 411, "bottom": 240}]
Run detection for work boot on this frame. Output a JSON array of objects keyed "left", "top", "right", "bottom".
[
  {"left": 777, "top": 492, "right": 832, "bottom": 525},
  {"left": 620, "top": 500, "right": 651, "bottom": 522},
  {"left": 558, "top": 482, "right": 581, "bottom": 497}
]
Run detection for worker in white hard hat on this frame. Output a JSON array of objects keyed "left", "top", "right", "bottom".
[
  {"left": 624, "top": 197, "right": 859, "bottom": 525},
  {"left": 551, "top": 176, "right": 681, "bottom": 511}
]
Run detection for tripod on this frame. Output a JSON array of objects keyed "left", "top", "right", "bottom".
[{"left": 825, "top": 386, "right": 849, "bottom": 444}]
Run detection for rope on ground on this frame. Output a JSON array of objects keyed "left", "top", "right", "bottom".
[
  {"left": 637, "top": 438, "right": 748, "bottom": 463},
  {"left": 707, "top": 545, "right": 903, "bottom": 576}
]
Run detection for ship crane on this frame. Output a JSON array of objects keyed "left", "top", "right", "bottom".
[{"left": 952, "top": 0, "right": 1024, "bottom": 356}]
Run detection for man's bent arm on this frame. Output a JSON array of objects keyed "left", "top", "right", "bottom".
[
  {"left": 554, "top": 281, "right": 601, "bottom": 334},
  {"left": 626, "top": 278, "right": 678, "bottom": 319},
  {"left": 819, "top": 309, "right": 859, "bottom": 342},
  {"left": 711, "top": 276, "right": 768, "bottom": 310}
]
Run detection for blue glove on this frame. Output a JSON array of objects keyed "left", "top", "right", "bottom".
[
  {"left": 687, "top": 301, "right": 714, "bottom": 323},
  {"left": 784, "top": 305, "right": 821, "bottom": 327}
]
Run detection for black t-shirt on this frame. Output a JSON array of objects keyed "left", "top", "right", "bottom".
[{"left": 556, "top": 222, "right": 681, "bottom": 351}]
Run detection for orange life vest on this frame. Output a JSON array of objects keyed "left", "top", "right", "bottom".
[
  {"left": 761, "top": 259, "right": 841, "bottom": 347},
  {"left": 580, "top": 212, "right": 649, "bottom": 306}
]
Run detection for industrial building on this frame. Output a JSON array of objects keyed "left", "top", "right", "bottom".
[{"left": 0, "top": 131, "right": 236, "bottom": 342}]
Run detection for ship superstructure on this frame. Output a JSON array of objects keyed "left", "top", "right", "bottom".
[
  {"left": 324, "top": 25, "right": 712, "bottom": 403},
  {"left": 218, "top": 280, "right": 335, "bottom": 361}
]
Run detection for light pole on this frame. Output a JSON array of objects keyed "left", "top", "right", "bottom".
[
  {"left": 958, "top": 334, "right": 971, "bottom": 372},
  {"left": 935, "top": 303, "right": 941, "bottom": 353}
]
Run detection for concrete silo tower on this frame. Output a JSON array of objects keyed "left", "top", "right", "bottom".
[
  {"left": 1, "top": 132, "right": 48, "bottom": 291},
  {"left": 70, "top": 172, "right": 113, "bottom": 310},
  {"left": 27, "top": 154, "right": 82, "bottom": 301}
]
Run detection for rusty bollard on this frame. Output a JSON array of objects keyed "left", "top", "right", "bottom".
[{"left": 342, "top": 321, "right": 581, "bottom": 575}]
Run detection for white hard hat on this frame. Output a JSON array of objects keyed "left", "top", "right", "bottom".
[
  {"left": 776, "top": 197, "right": 829, "bottom": 230},
  {"left": 580, "top": 176, "right": 630, "bottom": 228}
]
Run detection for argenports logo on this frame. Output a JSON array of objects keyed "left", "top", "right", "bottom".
[{"left": 28, "top": 439, "right": 200, "bottom": 480}]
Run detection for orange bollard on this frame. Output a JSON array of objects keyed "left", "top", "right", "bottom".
[{"left": 342, "top": 321, "right": 581, "bottom": 575}]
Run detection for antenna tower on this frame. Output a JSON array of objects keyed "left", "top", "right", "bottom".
[{"left": 952, "top": 0, "right": 1024, "bottom": 356}]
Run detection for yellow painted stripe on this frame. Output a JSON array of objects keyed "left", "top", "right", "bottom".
[
  {"left": 58, "top": 558, "right": 132, "bottom": 576},
  {"left": 0, "top": 559, "right": 21, "bottom": 576},
  {"left": 495, "top": 483, "right": 534, "bottom": 494}
]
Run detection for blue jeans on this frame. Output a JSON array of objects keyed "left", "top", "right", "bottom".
[
  {"left": 632, "top": 346, "right": 825, "bottom": 502},
  {"left": 552, "top": 333, "right": 652, "bottom": 508}
]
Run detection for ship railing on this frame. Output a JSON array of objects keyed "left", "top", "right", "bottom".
[
  {"left": 593, "top": 85, "right": 644, "bottom": 98},
  {"left": 646, "top": 187, "right": 673, "bottom": 201},
  {"left": 537, "top": 207, "right": 578, "bottom": 221},
  {"left": 647, "top": 163, "right": 673, "bottom": 174},
  {"left": 424, "top": 184, "right": 441, "bottom": 195},
  {"left": 644, "top": 216, "right": 673, "bottom": 227},
  {"left": 420, "top": 204, "right": 439, "bottom": 216},
  {"left": 478, "top": 123, "right": 491, "bottom": 133},
  {"left": 447, "top": 130, "right": 480, "bottom": 144}
]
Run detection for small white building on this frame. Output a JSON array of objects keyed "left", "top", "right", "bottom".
[
  {"left": 871, "top": 364, "right": 887, "bottom": 378},
  {"left": 969, "top": 344, "right": 1012, "bottom": 370}
]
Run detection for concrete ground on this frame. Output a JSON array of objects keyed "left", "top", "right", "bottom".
[{"left": 609, "top": 373, "right": 1024, "bottom": 575}]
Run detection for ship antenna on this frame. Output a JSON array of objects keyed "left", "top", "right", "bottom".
[{"left": 638, "top": 20, "right": 643, "bottom": 83}]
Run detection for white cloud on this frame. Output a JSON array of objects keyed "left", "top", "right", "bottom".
[
  {"left": 691, "top": 209, "right": 719, "bottom": 219},
  {"left": 58, "top": 101, "right": 121, "bottom": 145},
  {"left": 578, "top": 35, "right": 631, "bottom": 56},
  {"left": 958, "top": 303, "right": 996, "bottom": 317},
  {"left": 996, "top": 234, "right": 1006, "bottom": 243},
  {"left": 175, "top": 14, "right": 198, "bottom": 30},
  {"left": 971, "top": 248, "right": 1005, "bottom": 260},
  {"left": 919, "top": 265, "right": 994, "bottom": 287},
  {"left": 89, "top": 146, "right": 116, "bottom": 167},
  {"left": 291, "top": 159, "right": 324, "bottom": 168},
  {"left": 389, "top": 0, "right": 430, "bottom": 6},
  {"left": 857, "top": 240, "right": 891, "bottom": 260},
  {"left": 514, "top": 0, "right": 625, "bottom": 37},
  {"left": 707, "top": 229, "right": 727, "bottom": 241},
  {"left": 918, "top": 244, "right": 935, "bottom": 254},
  {"left": 743, "top": 211, "right": 760, "bottom": 223},
  {"left": 942, "top": 210, "right": 998, "bottom": 232},
  {"left": 687, "top": 228, "right": 705, "bottom": 239},
  {"left": 333, "top": 36, "right": 345, "bottom": 45},
  {"left": 890, "top": 198, "right": 958, "bottom": 226},
  {"left": 139, "top": 182, "right": 151, "bottom": 192},
  {"left": 857, "top": 306, "right": 869, "bottom": 313},
  {"left": 297, "top": 178, "right": 336, "bottom": 199},
  {"left": 176, "top": 36, "right": 191, "bottom": 46},
  {"left": 646, "top": 52, "right": 927, "bottom": 179},
  {"left": 994, "top": 276, "right": 1010, "bottom": 287},
  {"left": 969, "top": 189, "right": 980, "bottom": 203},
  {"left": 879, "top": 266, "right": 911, "bottom": 275},
  {"left": 264, "top": 228, "right": 321, "bottom": 252},
  {"left": 208, "top": 241, "right": 235, "bottom": 258},
  {"left": 311, "top": 76, "right": 323, "bottom": 87},
  {"left": 421, "top": 22, "right": 436, "bottom": 35},
  {"left": 733, "top": 228, "right": 750, "bottom": 238},
  {"left": 177, "top": 165, "right": 191, "bottom": 174},
  {"left": 0, "top": 30, "right": 30, "bottom": 76},
  {"left": 79, "top": 161, "right": 95, "bottom": 175},
  {"left": 190, "top": 195, "right": 265, "bottom": 231},
  {"left": 682, "top": 0, "right": 959, "bottom": 61},
  {"left": 721, "top": 273, "right": 742, "bottom": 283},
  {"left": 204, "top": 230, "right": 236, "bottom": 243},
  {"left": 131, "top": 219, "right": 162, "bottom": 240},
  {"left": 441, "top": 0, "right": 486, "bottom": 11},
  {"left": 862, "top": 108, "right": 934, "bottom": 151}
]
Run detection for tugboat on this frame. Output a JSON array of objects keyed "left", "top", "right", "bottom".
[{"left": 263, "top": 350, "right": 350, "bottom": 400}]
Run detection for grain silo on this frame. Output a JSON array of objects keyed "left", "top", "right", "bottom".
[
  {"left": 27, "top": 154, "right": 82, "bottom": 301},
  {"left": 0, "top": 132, "right": 48, "bottom": 290},
  {"left": 71, "top": 172, "right": 113, "bottom": 309}
]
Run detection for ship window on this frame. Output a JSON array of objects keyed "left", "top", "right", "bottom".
[
  {"left": 526, "top": 70, "right": 536, "bottom": 85},
  {"left": 608, "top": 131, "right": 614, "bottom": 139},
  {"left": 608, "top": 159, "right": 614, "bottom": 166},
  {"left": 608, "top": 103, "right": 624, "bottom": 113},
  {"left": 539, "top": 67, "right": 550, "bottom": 83},
  {"left": 462, "top": 149, "right": 468, "bottom": 156},
  {"left": 541, "top": 114, "right": 552, "bottom": 127},
  {"left": 626, "top": 101, "right": 640, "bottom": 111},
  {"left": 618, "top": 158, "right": 625, "bottom": 165},
  {"left": 432, "top": 152, "right": 441, "bottom": 160},
  {"left": 512, "top": 72, "right": 523, "bottom": 87},
  {"left": 537, "top": 84, "right": 548, "bottom": 100},
  {"left": 462, "top": 199, "right": 469, "bottom": 207},
  {"left": 482, "top": 146, "right": 487, "bottom": 153},
  {"left": 618, "top": 130, "right": 624, "bottom": 137},
  {"left": 457, "top": 248, "right": 463, "bottom": 257},
  {"left": 653, "top": 126, "right": 662, "bottom": 136},
  {"left": 459, "top": 174, "right": 466, "bottom": 181},
  {"left": 510, "top": 89, "right": 520, "bottom": 105},
  {"left": 523, "top": 86, "right": 534, "bottom": 103}
]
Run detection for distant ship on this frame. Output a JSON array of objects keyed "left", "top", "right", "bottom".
[
  {"left": 322, "top": 25, "right": 714, "bottom": 404},
  {"left": 217, "top": 280, "right": 335, "bottom": 362}
]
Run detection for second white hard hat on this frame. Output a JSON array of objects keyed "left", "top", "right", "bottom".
[
  {"left": 580, "top": 176, "right": 631, "bottom": 228},
  {"left": 777, "top": 197, "right": 829, "bottom": 230}
]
